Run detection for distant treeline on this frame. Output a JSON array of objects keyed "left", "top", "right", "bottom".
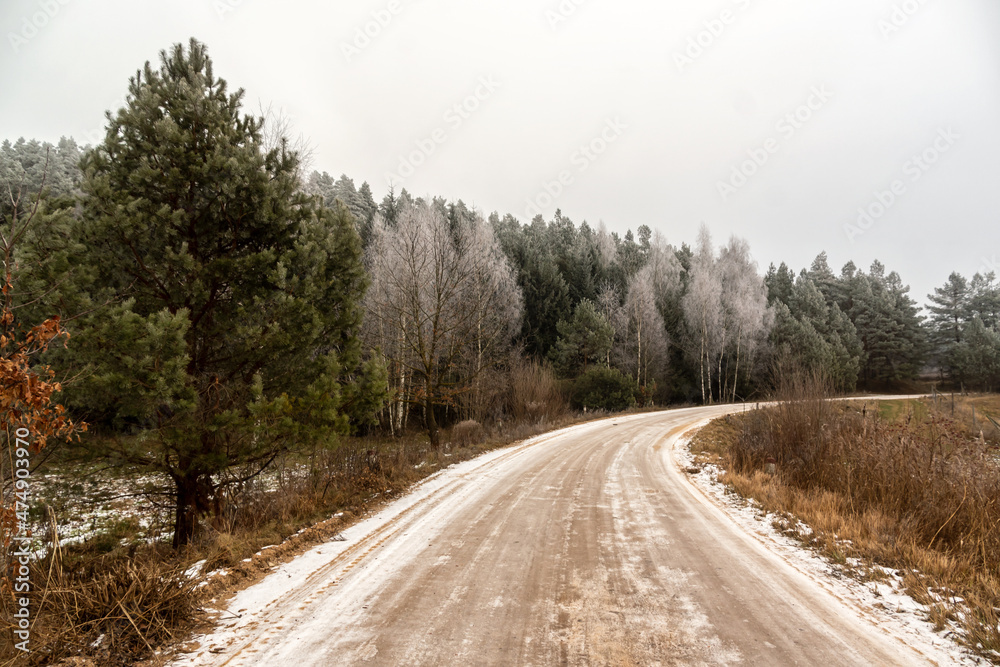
[{"left": 305, "top": 166, "right": 998, "bottom": 400}]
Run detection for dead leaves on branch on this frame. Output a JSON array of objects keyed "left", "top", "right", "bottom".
[{"left": 0, "top": 313, "right": 81, "bottom": 451}]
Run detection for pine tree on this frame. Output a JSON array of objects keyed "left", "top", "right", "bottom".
[
  {"left": 847, "top": 263, "right": 925, "bottom": 385},
  {"left": 549, "top": 299, "right": 614, "bottom": 377},
  {"left": 356, "top": 181, "right": 378, "bottom": 248},
  {"left": 969, "top": 272, "right": 1000, "bottom": 329},
  {"left": 0, "top": 137, "right": 81, "bottom": 206},
  {"left": 927, "top": 272, "right": 969, "bottom": 346},
  {"left": 493, "top": 214, "right": 572, "bottom": 358},
  {"left": 772, "top": 276, "right": 861, "bottom": 391},
  {"left": 74, "top": 39, "right": 383, "bottom": 546},
  {"left": 764, "top": 262, "right": 795, "bottom": 305},
  {"left": 926, "top": 272, "right": 970, "bottom": 381},
  {"left": 952, "top": 316, "right": 1000, "bottom": 391},
  {"left": 806, "top": 252, "right": 838, "bottom": 306},
  {"left": 1, "top": 139, "right": 91, "bottom": 328}
]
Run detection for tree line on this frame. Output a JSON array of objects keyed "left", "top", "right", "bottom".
[{"left": 2, "top": 39, "right": 998, "bottom": 547}]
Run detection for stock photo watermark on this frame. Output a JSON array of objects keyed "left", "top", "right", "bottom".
[
  {"left": 77, "top": 94, "right": 131, "bottom": 148},
  {"left": 524, "top": 117, "right": 628, "bottom": 219},
  {"left": 844, "top": 127, "right": 959, "bottom": 243},
  {"left": 11, "top": 427, "right": 34, "bottom": 653},
  {"left": 674, "top": 0, "right": 752, "bottom": 73},
  {"left": 716, "top": 85, "right": 833, "bottom": 201},
  {"left": 878, "top": 0, "right": 930, "bottom": 39},
  {"left": 977, "top": 255, "right": 998, "bottom": 277},
  {"left": 545, "top": 0, "right": 590, "bottom": 30},
  {"left": 7, "top": 0, "right": 72, "bottom": 53},
  {"left": 212, "top": 0, "right": 245, "bottom": 20},
  {"left": 341, "top": 0, "right": 411, "bottom": 63},
  {"left": 384, "top": 76, "right": 501, "bottom": 185}
]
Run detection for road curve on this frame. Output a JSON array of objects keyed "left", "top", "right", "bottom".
[{"left": 174, "top": 405, "right": 941, "bottom": 666}]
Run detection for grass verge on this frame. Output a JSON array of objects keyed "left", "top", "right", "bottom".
[{"left": 688, "top": 391, "right": 1000, "bottom": 663}]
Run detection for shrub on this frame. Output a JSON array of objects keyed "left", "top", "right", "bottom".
[
  {"left": 507, "top": 358, "right": 567, "bottom": 423},
  {"left": 451, "top": 420, "right": 485, "bottom": 446},
  {"left": 0, "top": 553, "right": 198, "bottom": 665},
  {"left": 570, "top": 367, "right": 639, "bottom": 412}
]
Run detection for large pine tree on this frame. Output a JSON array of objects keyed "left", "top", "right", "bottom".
[
  {"left": 927, "top": 273, "right": 970, "bottom": 345},
  {"left": 926, "top": 272, "right": 970, "bottom": 381},
  {"left": 847, "top": 262, "right": 925, "bottom": 385},
  {"left": 75, "top": 39, "right": 384, "bottom": 546}
]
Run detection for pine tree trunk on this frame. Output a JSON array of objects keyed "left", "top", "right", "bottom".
[{"left": 172, "top": 473, "right": 206, "bottom": 548}]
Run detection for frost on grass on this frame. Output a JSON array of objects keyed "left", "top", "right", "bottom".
[
  {"left": 25, "top": 461, "right": 315, "bottom": 558},
  {"left": 677, "top": 437, "right": 983, "bottom": 666}
]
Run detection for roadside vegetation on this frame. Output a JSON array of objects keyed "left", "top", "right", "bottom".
[{"left": 690, "top": 374, "right": 1000, "bottom": 662}]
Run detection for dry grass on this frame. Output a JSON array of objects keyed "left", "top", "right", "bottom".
[
  {"left": 507, "top": 358, "right": 567, "bottom": 424},
  {"left": 0, "top": 552, "right": 197, "bottom": 667},
  {"left": 690, "top": 384, "right": 1000, "bottom": 661},
  {"left": 450, "top": 420, "right": 485, "bottom": 447}
]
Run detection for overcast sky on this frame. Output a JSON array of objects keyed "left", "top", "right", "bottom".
[{"left": 1, "top": 0, "right": 998, "bottom": 305}]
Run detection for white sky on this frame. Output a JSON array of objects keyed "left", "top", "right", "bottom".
[{"left": 1, "top": 0, "right": 998, "bottom": 305}]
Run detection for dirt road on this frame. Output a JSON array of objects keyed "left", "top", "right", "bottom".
[{"left": 174, "top": 405, "right": 946, "bottom": 666}]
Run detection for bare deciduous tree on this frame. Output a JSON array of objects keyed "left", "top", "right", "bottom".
[
  {"left": 597, "top": 285, "right": 627, "bottom": 368},
  {"left": 364, "top": 201, "right": 522, "bottom": 445},
  {"left": 717, "top": 236, "right": 772, "bottom": 402},
  {"left": 683, "top": 225, "right": 722, "bottom": 403},
  {"left": 624, "top": 266, "right": 669, "bottom": 392}
]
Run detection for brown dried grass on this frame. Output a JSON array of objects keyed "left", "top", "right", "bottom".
[{"left": 692, "top": 377, "right": 1000, "bottom": 660}]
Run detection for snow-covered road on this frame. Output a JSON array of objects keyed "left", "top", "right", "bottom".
[{"left": 171, "top": 404, "right": 964, "bottom": 666}]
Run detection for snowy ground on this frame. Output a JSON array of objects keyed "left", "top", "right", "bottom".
[
  {"left": 25, "top": 461, "right": 313, "bottom": 557},
  {"left": 23, "top": 467, "right": 173, "bottom": 556}
]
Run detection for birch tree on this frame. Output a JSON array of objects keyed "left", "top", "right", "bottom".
[
  {"left": 364, "top": 201, "right": 522, "bottom": 445},
  {"left": 682, "top": 225, "right": 722, "bottom": 403},
  {"left": 623, "top": 267, "right": 669, "bottom": 393},
  {"left": 717, "top": 236, "right": 771, "bottom": 401}
]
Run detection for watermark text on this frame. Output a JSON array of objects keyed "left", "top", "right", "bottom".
[
  {"left": 524, "top": 117, "right": 627, "bottom": 219},
  {"left": 7, "top": 0, "right": 72, "bottom": 53},
  {"left": 384, "top": 76, "right": 501, "bottom": 185},
  {"left": 845, "top": 127, "right": 958, "bottom": 243},
  {"left": 717, "top": 85, "right": 833, "bottom": 201},
  {"left": 11, "top": 427, "right": 33, "bottom": 653}
]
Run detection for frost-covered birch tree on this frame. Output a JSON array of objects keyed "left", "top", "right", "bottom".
[
  {"left": 682, "top": 225, "right": 722, "bottom": 403},
  {"left": 717, "top": 236, "right": 771, "bottom": 402},
  {"left": 363, "top": 201, "right": 522, "bottom": 445},
  {"left": 624, "top": 266, "right": 669, "bottom": 392}
]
